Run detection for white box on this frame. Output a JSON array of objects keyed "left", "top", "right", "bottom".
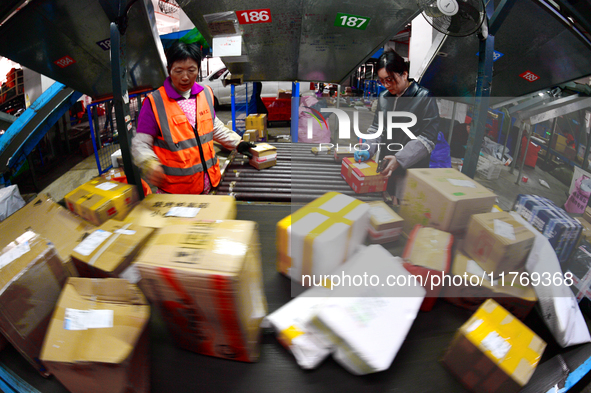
[{"left": 111, "top": 149, "right": 122, "bottom": 168}]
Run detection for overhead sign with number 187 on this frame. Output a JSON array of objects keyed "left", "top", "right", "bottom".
[{"left": 335, "top": 13, "right": 370, "bottom": 30}]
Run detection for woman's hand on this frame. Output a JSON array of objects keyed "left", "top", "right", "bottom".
[
  {"left": 145, "top": 160, "right": 166, "bottom": 188},
  {"left": 379, "top": 156, "right": 399, "bottom": 177}
]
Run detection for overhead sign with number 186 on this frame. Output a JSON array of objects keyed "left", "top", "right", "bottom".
[
  {"left": 335, "top": 13, "right": 370, "bottom": 30},
  {"left": 236, "top": 9, "right": 272, "bottom": 24}
]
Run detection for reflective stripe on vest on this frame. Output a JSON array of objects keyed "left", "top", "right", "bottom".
[
  {"left": 153, "top": 131, "right": 213, "bottom": 152},
  {"left": 162, "top": 157, "right": 219, "bottom": 177}
]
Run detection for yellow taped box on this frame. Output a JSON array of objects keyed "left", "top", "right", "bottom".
[
  {"left": 40, "top": 278, "right": 150, "bottom": 393},
  {"left": 0, "top": 231, "right": 72, "bottom": 376},
  {"left": 341, "top": 158, "right": 388, "bottom": 194},
  {"left": 367, "top": 201, "right": 404, "bottom": 243},
  {"left": 123, "top": 194, "right": 236, "bottom": 228},
  {"left": 134, "top": 221, "right": 267, "bottom": 362},
  {"left": 276, "top": 192, "right": 370, "bottom": 283},
  {"left": 442, "top": 299, "right": 546, "bottom": 393},
  {"left": 64, "top": 178, "right": 139, "bottom": 226},
  {"left": 246, "top": 113, "right": 267, "bottom": 131},
  {"left": 463, "top": 212, "right": 535, "bottom": 277},
  {"left": 399, "top": 168, "right": 497, "bottom": 235},
  {"left": 249, "top": 143, "right": 277, "bottom": 170},
  {"left": 71, "top": 220, "right": 155, "bottom": 278},
  {"left": 443, "top": 250, "right": 537, "bottom": 320}
]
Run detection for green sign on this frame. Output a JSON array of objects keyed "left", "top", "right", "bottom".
[{"left": 334, "top": 13, "right": 370, "bottom": 30}]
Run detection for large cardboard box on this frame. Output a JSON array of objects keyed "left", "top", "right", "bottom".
[
  {"left": 71, "top": 220, "right": 155, "bottom": 278},
  {"left": 0, "top": 231, "right": 72, "bottom": 376},
  {"left": 123, "top": 194, "right": 236, "bottom": 228},
  {"left": 443, "top": 250, "right": 537, "bottom": 320},
  {"left": 367, "top": 201, "right": 404, "bottom": 243},
  {"left": 402, "top": 225, "right": 453, "bottom": 311},
  {"left": 341, "top": 157, "right": 388, "bottom": 194},
  {"left": 135, "top": 221, "right": 267, "bottom": 362},
  {"left": 249, "top": 143, "right": 277, "bottom": 170},
  {"left": 0, "top": 194, "right": 95, "bottom": 264},
  {"left": 442, "top": 299, "right": 546, "bottom": 393},
  {"left": 64, "top": 178, "right": 139, "bottom": 226},
  {"left": 276, "top": 192, "right": 370, "bottom": 282},
  {"left": 399, "top": 168, "right": 497, "bottom": 235},
  {"left": 463, "top": 212, "right": 535, "bottom": 276},
  {"left": 40, "top": 278, "right": 150, "bottom": 393}
]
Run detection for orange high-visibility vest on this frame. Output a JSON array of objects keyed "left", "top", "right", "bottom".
[{"left": 148, "top": 85, "right": 220, "bottom": 194}]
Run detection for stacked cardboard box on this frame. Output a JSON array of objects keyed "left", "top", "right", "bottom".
[
  {"left": 40, "top": 278, "right": 150, "bottom": 393},
  {"left": 341, "top": 158, "right": 388, "bottom": 194},
  {"left": 513, "top": 194, "right": 582, "bottom": 263},
  {"left": 399, "top": 168, "right": 497, "bottom": 235},
  {"left": 134, "top": 220, "right": 267, "bottom": 362},
  {"left": 463, "top": 211, "right": 535, "bottom": 276},
  {"left": 442, "top": 299, "right": 546, "bottom": 393},
  {"left": 245, "top": 114, "right": 268, "bottom": 142},
  {"left": 249, "top": 143, "right": 277, "bottom": 170},
  {"left": 276, "top": 192, "right": 369, "bottom": 282},
  {"left": 367, "top": 201, "right": 404, "bottom": 243},
  {"left": 65, "top": 178, "right": 139, "bottom": 226},
  {"left": 402, "top": 225, "right": 453, "bottom": 311},
  {"left": 242, "top": 130, "right": 257, "bottom": 143},
  {"left": 123, "top": 194, "right": 236, "bottom": 228},
  {"left": 0, "top": 231, "right": 72, "bottom": 376},
  {"left": 71, "top": 220, "right": 154, "bottom": 279}
]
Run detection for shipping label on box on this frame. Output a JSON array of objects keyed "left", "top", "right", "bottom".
[
  {"left": 71, "top": 220, "right": 155, "bottom": 278},
  {"left": 400, "top": 168, "right": 497, "bottom": 235},
  {"left": 40, "top": 278, "right": 150, "bottom": 393},
  {"left": 367, "top": 201, "right": 404, "bottom": 243},
  {"left": 64, "top": 178, "right": 139, "bottom": 226},
  {"left": 276, "top": 192, "right": 369, "bottom": 283},
  {"left": 123, "top": 194, "right": 236, "bottom": 228},
  {"left": 134, "top": 221, "right": 267, "bottom": 362},
  {"left": 463, "top": 212, "right": 535, "bottom": 276},
  {"left": 341, "top": 158, "right": 388, "bottom": 194},
  {"left": 0, "top": 232, "right": 72, "bottom": 376},
  {"left": 442, "top": 299, "right": 546, "bottom": 393},
  {"left": 443, "top": 251, "right": 537, "bottom": 320}
]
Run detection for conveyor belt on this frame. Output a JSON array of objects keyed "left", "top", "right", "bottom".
[{"left": 215, "top": 142, "right": 387, "bottom": 203}]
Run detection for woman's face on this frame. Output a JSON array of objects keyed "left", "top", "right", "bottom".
[
  {"left": 377, "top": 68, "right": 408, "bottom": 96},
  {"left": 169, "top": 58, "right": 199, "bottom": 92}
]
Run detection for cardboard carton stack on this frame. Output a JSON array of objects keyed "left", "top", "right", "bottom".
[
  {"left": 71, "top": 220, "right": 155, "bottom": 279},
  {"left": 442, "top": 299, "right": 546, "bottom": 393},
  {"left": 245, "top": 114, "right": 268, "bottom": 142},
  {"left": 64, "top": 178, "right": 139, "bottom": 226},
  {"left": 399, "top": 168, "right": 497, "bottom": 235},
  {"left": 341, "top": 158, "right": 388, "bottom": 194},
  {"left": 367, "top": 201, "right": 404, "bottom": 243},
  {"left": 513, "top": 194, "right": 582, "bottom": 263},
  {"left": 40, "top": 278, "right": 150, "bottom": 393},
  {"left": 134, "top": 221, "right": 267, "bottom": 362},
  {"left": 249, "top": 143, "right": 277, "bottom": 170},
  {"left": 0, "top": 231, "right": 73, "bottom": 376},
  {"left": 276, "top": 192, "right": 369, "bottom": 283}
]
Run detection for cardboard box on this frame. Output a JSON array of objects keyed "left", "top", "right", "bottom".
[
  {"left": 71, "top": 220, "right": 155, "bottom": 279},
  {"left": 551, "top": 134, "right": 567, "bottom": 153},
  {"left": 0, "top": 194, "right": 95, "bottom": 263},
  {"left": 402, "top": 225, "right": 453, "bottom": 311},
  {"left": 245, "top": 114, "right": 267, "bottom": 132},
  {"left": 0, "top": 231, "right": 72, "bottom": 376},
  {"left": 111, "top": 149, "right": 122, "bottom": 168},
  {"left": 64, "top": 178, "right": 139, "bottom": 226},
  {"left": 311, "top": 146, "right": 332, "bottom": 155},
  {"left": 463, "top": 212, "right": 535, "bottom": 276},
  {"left": 277, "top": 91, "right": 292, "bottom": 99},
  {"left": 442, "top": 299, "right": 546, "bottom": 393},
  {"left": 101, "top": 167, "right": 126, "bottom": 181},
  {"left": 276, "top": 192, "right": 370, "bottom": 282},
  {"left": 584, "top": 206, "right": 591, "bottom": 223},
  {"left": 40, "top": 278, "right": 150, "bottom": 393},
  {"left": 399, "top": 168, "right": 497, "bottom": 235},
  {"left": 333, "top": 146, "right": 354, "bottom": 162},
  {"left": 443, "top": 250, "right": 537, "bottom": 320},
  {"left": 123, "top": 194, "right": 236, "bottom": 228},
  {"left": 367, "top": 201, "right": 404, "bottom": 243},
  {"left": 242, "top": 130, "right": 257, "bottom": 143},
  {"left": 249, "top": 143, "right": 277, "bottom": 170},
  {"left": 341, "top": 157, "right": 388, "bottom": 194},
  {"left": 135, "top": 221, "right": 267, "bottom": 362},
  {"left": 576, "top": 217, "right": 591, "bottom": 246}
]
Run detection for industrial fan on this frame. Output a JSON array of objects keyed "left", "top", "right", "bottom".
[{"left": 418, "top": 0, "right": 486, "bottom": 37}]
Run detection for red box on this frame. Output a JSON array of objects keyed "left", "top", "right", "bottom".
[
  {"left": 262, "top": 97, "right": 291, "bottom": 121},
  {"left": 340, "top": 157, "right": 388, "bottom": 194}
]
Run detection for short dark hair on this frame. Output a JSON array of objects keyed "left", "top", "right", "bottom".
[
  {"left": 377, "top": 50, "right": 409, "bottom": 78},
  {"left": 165, "top": 41, "right": 202, "bottom": 71}
]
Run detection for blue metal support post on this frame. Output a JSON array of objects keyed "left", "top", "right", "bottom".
[{"left": 290, "top": 82, "right": 300, "bottom": 142}]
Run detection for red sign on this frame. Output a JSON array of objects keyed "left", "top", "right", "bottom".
[
  {"left": 54, "top": 56, "right": 76, "bottom": 68},
  {"left": 519, "top": 70, "right": 539, "bottom": 82},
  {"left": 236, "top": 9, "right": 272, "bottom": 24}
]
